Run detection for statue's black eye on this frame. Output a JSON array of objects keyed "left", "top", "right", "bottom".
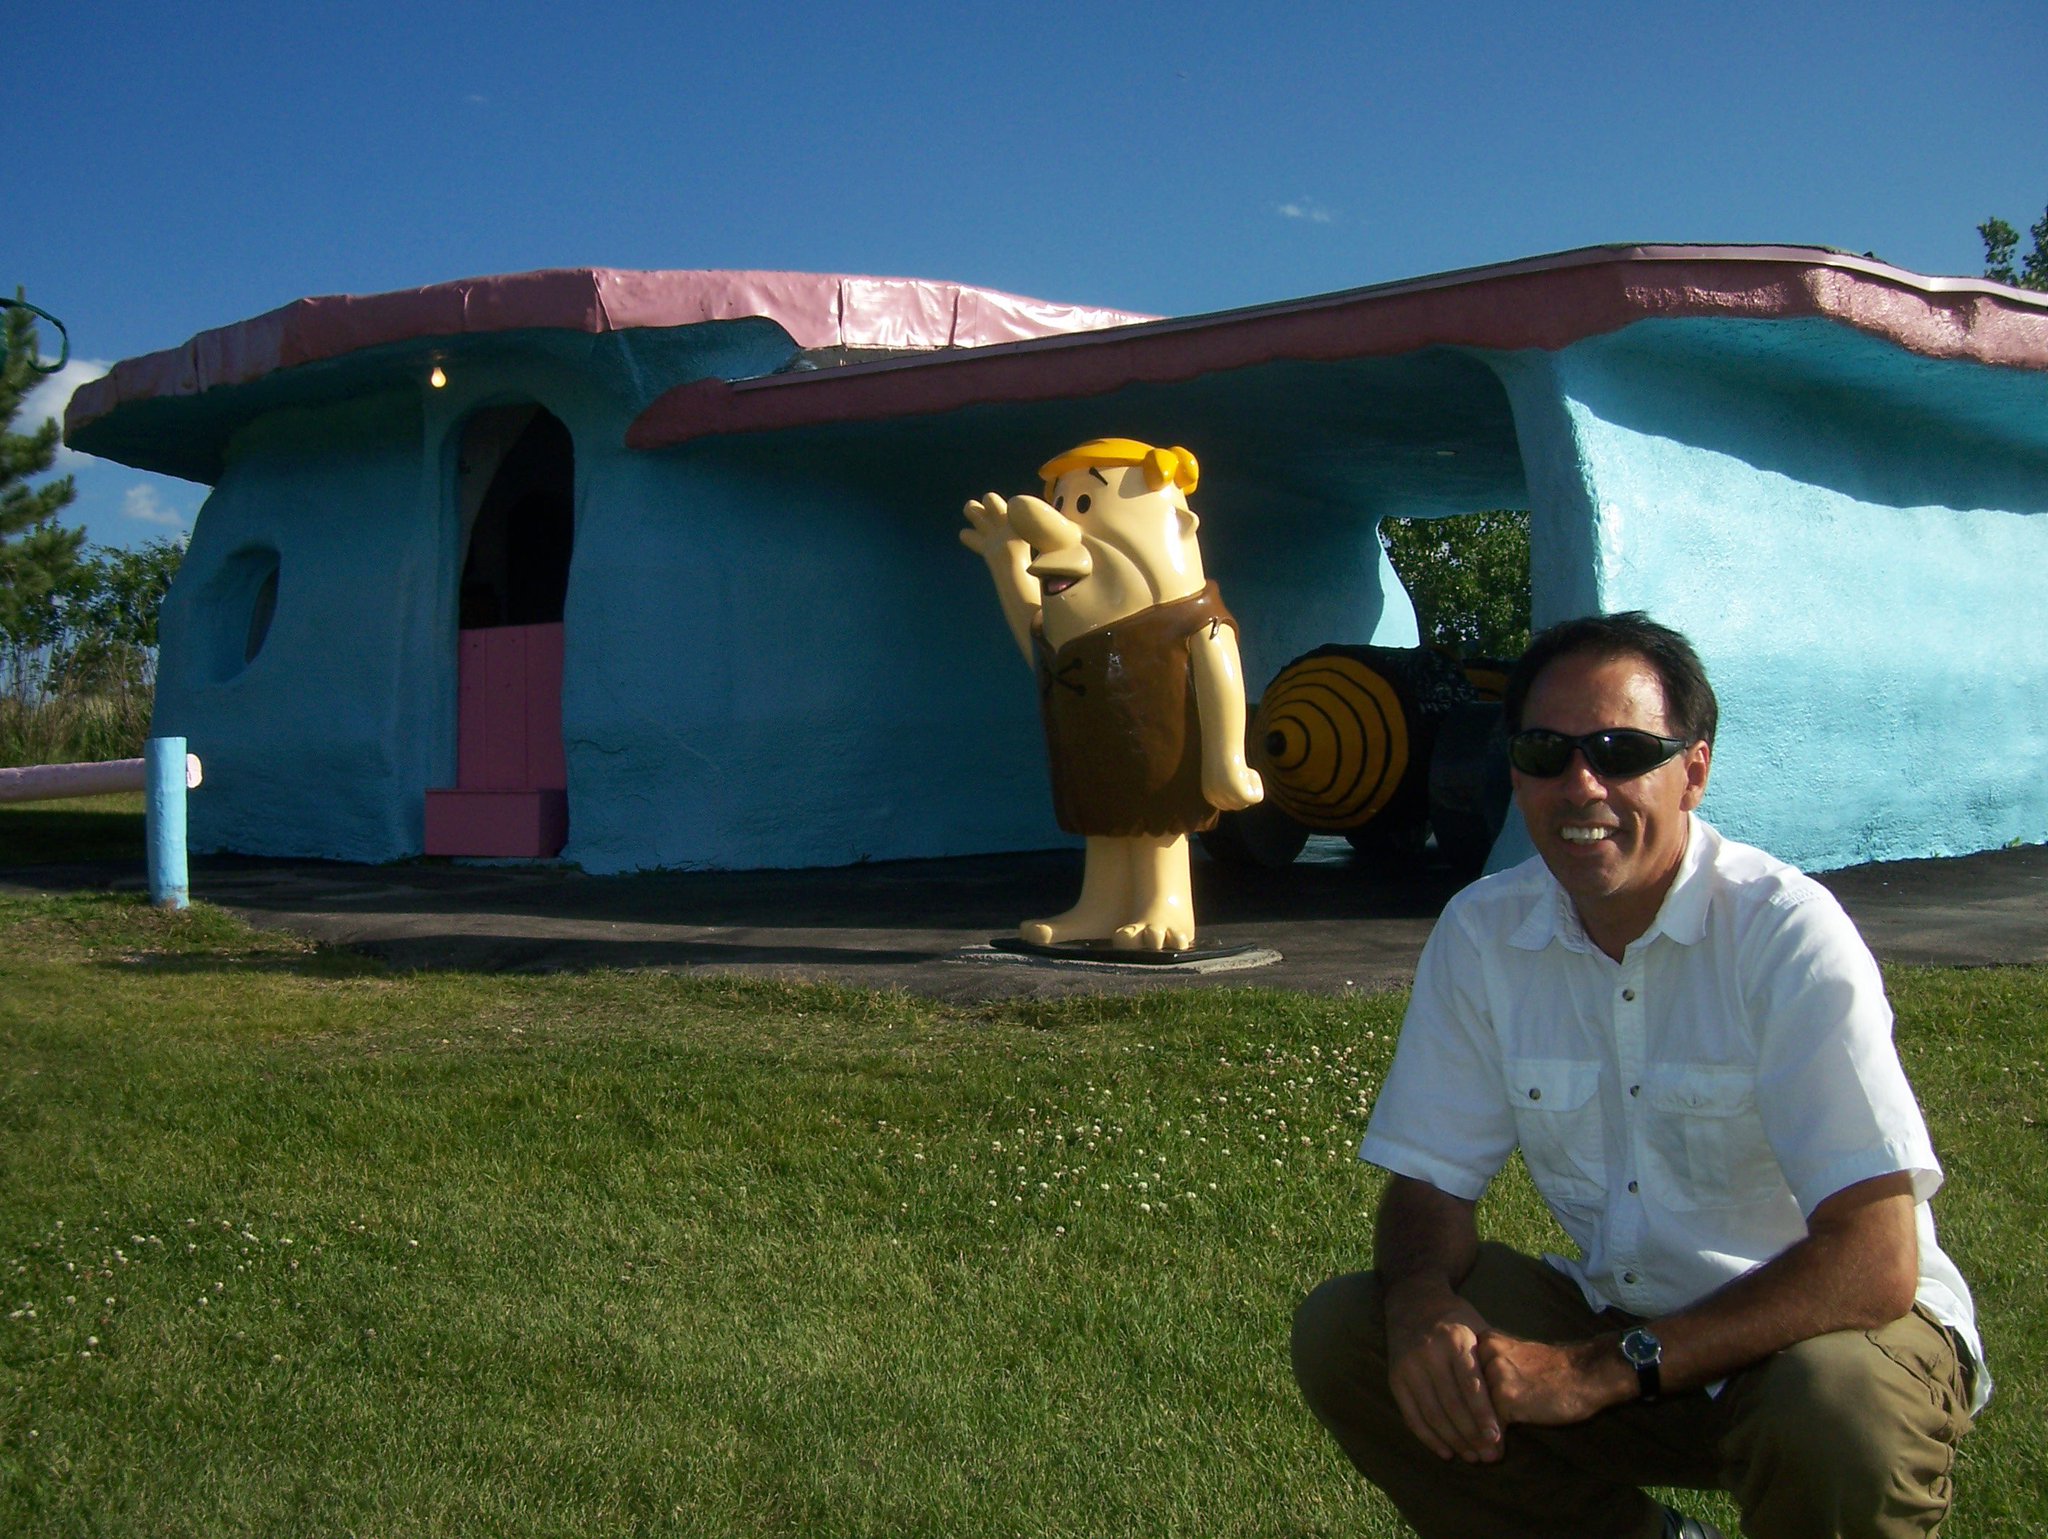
[
  {"left": 1075, "top": 494, "right": 1092, "bottom": 514},
  {"left": 1053, "top": 495, "right": 1064, "bottom": 511}
]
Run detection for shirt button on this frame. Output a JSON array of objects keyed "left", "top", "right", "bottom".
[
  {"left": 1623, "top": 1271, "right": 1638, "bottom": 1284},
  {"left": 1528, "top": 1088, "right": 1541, "bottom": 1101},
  {"left": 1630, "top": 1084, "right": 1641, "bottom": 1097},
  {"left": 1628, "top": 1180, "right": 1639, "bottom": 1193},
  {"left": 1622, "top": 988, "right": 1636, "bottom": 1002}
]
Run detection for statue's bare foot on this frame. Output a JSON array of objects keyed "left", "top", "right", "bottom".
[
  {"left": 1020, "top": 902, "right": 1124, "bottom": 947},
  {"left": 1111, "top": 918, "right": 1194, "bottom": 952}
]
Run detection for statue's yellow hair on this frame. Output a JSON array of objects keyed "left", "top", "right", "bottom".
[{"left": 1038, "top": 438, "right": 1199, "bottom": 500}]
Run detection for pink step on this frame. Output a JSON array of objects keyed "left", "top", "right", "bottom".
[{"left": 424, "top": 789, "right": 568, "bottom": 859}]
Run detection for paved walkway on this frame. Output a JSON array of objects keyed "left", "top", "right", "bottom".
[{"left": 9, "top": 837, "right": 2046, "bottom": 1001}]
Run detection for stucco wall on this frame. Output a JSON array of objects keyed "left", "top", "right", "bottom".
[
  {"left": 153, "top": 392, "right": 442, "bottom": 860},
  {"left": 561, "top": 441, "right": 1017, "bottom": 873},
  {"left": 1490, "top": 324, "right": 2048, "bottom": 870}
]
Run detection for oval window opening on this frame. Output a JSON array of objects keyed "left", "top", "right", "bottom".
[
  {"left": 245, "top": 562, "right": 279, "bottom": 663},
  {"left": 210, "top": 546, "right": 282, "bottom": 683}
]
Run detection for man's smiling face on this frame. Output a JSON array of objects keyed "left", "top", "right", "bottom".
[{"left": 1512, "top": 649, "right": 1711, "bottom": 956}]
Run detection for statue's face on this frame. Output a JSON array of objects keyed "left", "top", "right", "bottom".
[{"left": 1010, "top": 464, "right": 1205, "bottom": 645}]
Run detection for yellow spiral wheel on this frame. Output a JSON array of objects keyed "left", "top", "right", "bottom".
[
  {"left": 1250, "top": 653, "right": 1411, "bottom": 831},
  {"left": 1461, "top": 659, "right": 1511, "bottom": 703}
]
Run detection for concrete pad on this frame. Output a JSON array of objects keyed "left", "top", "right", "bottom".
[{"left": 6, "top": 837, "right": 2044, "bottom": 1000}]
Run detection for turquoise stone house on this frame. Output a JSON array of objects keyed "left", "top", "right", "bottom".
[{"left": 66, "top": 247, "right": 2048, "bottom": 875}]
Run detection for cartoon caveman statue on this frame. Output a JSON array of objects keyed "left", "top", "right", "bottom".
[{"left": 961, "top": 439, "right": 1263, "bottom": 951}]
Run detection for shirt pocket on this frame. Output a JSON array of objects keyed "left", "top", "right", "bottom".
[
  {"left": 1641, "top": 1066, "right": 1785, "bottom": 1211},
  {"left": 1504, "top": 1057, "right": 1605, "bottom": 1210}
]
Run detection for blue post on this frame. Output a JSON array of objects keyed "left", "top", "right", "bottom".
[{"left": 145, "top": 736, "right": 189, "bottom": 910}]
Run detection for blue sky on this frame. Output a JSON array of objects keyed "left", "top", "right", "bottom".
[{"left": 13, "top": 0, "right": 2045, "bottom": 549}]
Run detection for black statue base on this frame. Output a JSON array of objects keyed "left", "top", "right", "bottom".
[{"left": 987, "top": 936, "right": 1262, "bottom": 967}]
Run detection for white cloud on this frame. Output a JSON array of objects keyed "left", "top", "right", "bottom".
[
  {"left": 121, "top": 483, "right": 189, "bottom": 529},
  {"left": 1278, "top": 198, "right": 1335, "bottom": 225},
  {"left": 20, "top": 357, "right": 113, "bottom": 471},
  {"left": 464, "top": 92, "right": 488, "bottom": 106}
]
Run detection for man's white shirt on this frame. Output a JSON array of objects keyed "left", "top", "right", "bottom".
[{"left": 1359, "top": 815, "right": 1989, "bottom": 1410}]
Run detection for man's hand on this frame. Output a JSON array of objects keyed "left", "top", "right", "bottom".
[
  {"left": 1384, "top": 1288, "right": 1505, "bottom": 1462},
  {"left": 1476, "top": 1332, "right": 1634, "bottom": 1427}
]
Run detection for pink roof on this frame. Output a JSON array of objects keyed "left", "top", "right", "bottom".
[
  {"left": 624, "top": 245, "right": 2048, "bottom": 448},
  {"left": 64, "top": 268, "right": 1155, "bottom": 441}
]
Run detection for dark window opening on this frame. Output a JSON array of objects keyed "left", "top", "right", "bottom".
[
  {"left": 244, "top": 562, "right": 279, "bottom": 663},
  {"left": 458, "top": 409, "right": 575, "bottom": 629}
]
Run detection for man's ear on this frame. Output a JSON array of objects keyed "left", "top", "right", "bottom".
[
  {"left": 1680, "top": 740, "right": 1711, "bottom": 811},
  {"left": 1177, "top": 504, "right": 1200, "bottom": 538}
]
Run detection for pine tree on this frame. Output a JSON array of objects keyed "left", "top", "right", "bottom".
[{"left": 1, "top": 290, "right": 88, "bottom": 704}]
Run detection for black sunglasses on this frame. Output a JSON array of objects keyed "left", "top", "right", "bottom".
[{"left": 1508, "top": 727, "right": 1695, "bottom": 780}]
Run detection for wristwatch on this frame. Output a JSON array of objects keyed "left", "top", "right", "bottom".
[{"left": 1619, "top": 1327, "right": 1663, "bottom": 1401}]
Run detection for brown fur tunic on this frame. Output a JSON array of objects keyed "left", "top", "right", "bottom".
[{"left": 1033, "top": 584, "right": 1236, "bottom": 837}]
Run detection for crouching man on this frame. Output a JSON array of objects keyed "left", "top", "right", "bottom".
[{"left": 1291, "top": 612, "right": 1988, "bottom": 1539}]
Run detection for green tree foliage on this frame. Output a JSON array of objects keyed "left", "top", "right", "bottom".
[
  {"left": 55, "top": 539, "right": 185, "bottom": 695},
  {"left": 1979, "top": 208, "right": 2048, "bottom": 291},
  {"left": 2, "top": 291, "right": 86, "bottom": 692},
  {"left": 1380, "top": 509, "right": 1531, "bottom": 659},
  {"left": 0, "top": 535, "right": 185, "bottom": 764},
  {"left": 0, "top": 293, "right": 187, "bottom": 762}
]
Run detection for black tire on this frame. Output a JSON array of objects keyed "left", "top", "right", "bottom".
[
  {"left": 1428, "top": 700, "right": 1511, "bottom": 876},
  {"left": 1200, "top": 800, "right": 1312, "bottom": 868}
]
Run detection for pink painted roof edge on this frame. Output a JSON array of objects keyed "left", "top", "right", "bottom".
[
  {"left": 64, "top": 268, "right": 1157, "bottom": 440},
  {"left": 624, "top": 244, "right": 2048, "bottom": 449}
]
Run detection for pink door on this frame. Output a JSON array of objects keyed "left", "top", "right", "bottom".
[{"left": 423, "top": 622, "right": 568, "bottom": 857}]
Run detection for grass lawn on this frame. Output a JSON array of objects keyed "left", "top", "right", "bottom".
[{"left": 1, "top": 888, "right": 2042, "bottom": 1537}]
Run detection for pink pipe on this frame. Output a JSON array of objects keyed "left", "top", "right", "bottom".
[{"left": 0, "top": 755, "right": 200, "bottom": 805}]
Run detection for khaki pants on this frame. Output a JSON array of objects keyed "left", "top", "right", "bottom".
[{"left": 1291, "top": 1244, "right": 1974, "bottom": 1539}]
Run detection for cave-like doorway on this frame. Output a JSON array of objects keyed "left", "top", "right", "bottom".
[{"left": 424, "top": 406, "right": 575, "bottom": 858}]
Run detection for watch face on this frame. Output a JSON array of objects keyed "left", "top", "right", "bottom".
[{"left": 1621, "top": 1328, "right": 1660, "bottom": 1365}]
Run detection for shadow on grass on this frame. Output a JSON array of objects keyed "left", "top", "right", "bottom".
[
  {"left": 84, "top": 950, "right": 389, "bottom": 979},
  {"left": 89, "top": 936, "right": 947, "bottom": 975},
  {"left": 0, "top": 803, "right": 146, "bottom": 865}
]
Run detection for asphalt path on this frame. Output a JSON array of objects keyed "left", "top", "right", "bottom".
[{"left": 9, "top": 837, "right": 2046, "bottom": 1002}]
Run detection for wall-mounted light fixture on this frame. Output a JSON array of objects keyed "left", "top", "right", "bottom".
[{"left": 429, "top": 365, "right": 448, "bottom": 389}]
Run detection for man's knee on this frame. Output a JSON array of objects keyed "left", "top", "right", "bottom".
[
  {"left": 1290, "top": 1271, "right": 1387, "bottom": 1417},
  {"left": 1724, "top": 1326, "right": 1965, "bottom": 1535},
  {"left": 1731, "top": 1334, "right": 1895, "bottom": 1476}
]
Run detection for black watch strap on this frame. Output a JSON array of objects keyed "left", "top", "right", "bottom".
[{"left": 1620, "top": 1327, "right": 1663, "bottom": 1400}]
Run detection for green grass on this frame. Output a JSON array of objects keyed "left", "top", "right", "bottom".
[{"left": 0, "top": 894, "right": 2041, "bottom": 1536}]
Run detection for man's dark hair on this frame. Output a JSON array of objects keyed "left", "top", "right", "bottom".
[{"left": 1504, "top": 611, "right": 1719, "bottom": 747}]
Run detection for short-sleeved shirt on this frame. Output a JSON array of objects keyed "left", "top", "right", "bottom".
[{"left": 1360, "top": 815, "right": 1989, "bottom": 1410}]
